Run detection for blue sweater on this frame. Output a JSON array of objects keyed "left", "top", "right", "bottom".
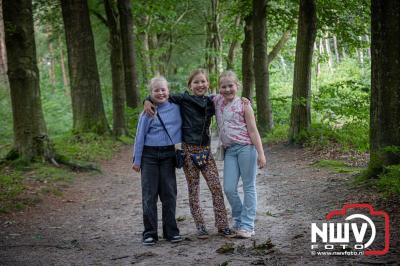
[{"left": 133, "top": 102, "right": 182, "bottom": 166}]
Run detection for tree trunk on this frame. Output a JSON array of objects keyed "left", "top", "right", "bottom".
[
  {"left": 279, "top": 55, "right": 287, "bottom": 75},
  {"left": 319, "top": 38, "right": 324, "bottom": 54},
  {"left": 105, "top": 0, "right": 128, "bottom": 137},
  {"left": 0, "top": 0, "right": 8, "bottom": 86},
  {"left": 138, "top": 15, "right": 151, "bottom": 81},
  {"left": 117, "top": 0, "right": 140, "bottom": 108},
  {"left": 289, "top": 0, "right": 317, "bottom": 143},
  {"left": 206, "top": 0, "right": 222, "bottom": 82},
  {"left": 241, "top": 14, "right": 254, "bottom": 99},
  {"left": 226, "top": 15, "right": 241, "bottom": 70},
  {"left": 333, "top": 35, "right": 340, "bottom": 63},
  {"left": 325, "top": 36, "right": 333, "bottom": 71},
  {"left": 365, "top": 34, "right": 371, "bottom": 58},
  {"left": 369, "top": 0, "right": 400, "bottom": 176},
  {"left": 3, "top": 0, "right": 54, "bottom": 161},
  {"left": 48, "top": 41, "right": 56, "bottom": 91},
  {"left": 358, "top": 36, "right": 364, "bottom": 65},
  {"left": 148, "top": 33, "right": 160, "bottom": 76},
  {"left": 253, "top": 0, "right": 272, "bottom": 133},
  {"left": 314, "top": 42, "right": 320, "bottom": 77},
  {"left": 59, "top": 35, "right": 69, "bottom": 91},
  {"left": 60, "top": 0, "right": 109, "bottom": 134}
]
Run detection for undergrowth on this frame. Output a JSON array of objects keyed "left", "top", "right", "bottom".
[{"left": 355, "top": 164, "right": 400, "bottom": 197}]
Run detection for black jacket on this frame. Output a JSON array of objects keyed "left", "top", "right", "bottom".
[{"left": 169, "top": 91, "right": 214, "bottom": 146}]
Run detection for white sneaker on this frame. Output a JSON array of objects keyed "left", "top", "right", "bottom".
[{"left": 236, "top": 229, "right": 255, "bottom": 238}]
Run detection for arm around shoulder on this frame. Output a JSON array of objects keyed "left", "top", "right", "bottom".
[{"left": 169, "top": 93, "right": 184, "bottom": 104}]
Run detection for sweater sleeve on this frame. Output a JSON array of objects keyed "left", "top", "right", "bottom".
[{"left": 132, "top": 113, "right": 152, "bottom": 166}]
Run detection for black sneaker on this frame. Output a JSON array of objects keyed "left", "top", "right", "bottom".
[
  {"left": 218, "top": 227, "right": 236, "bottom": 238},
  {"left": 142, "top": 236, "right": 156, "bottom": 246},
  {"left": 197, "top": 225, "right": 209, "bottom": 239},
  {"left": 169, "top": 235, "right": 183, "bottom": 243}
]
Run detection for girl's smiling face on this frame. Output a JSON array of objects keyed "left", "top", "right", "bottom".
[
  {"left": 189, "top": 73, "right": 209, "bottom": 96},
  {"left": 219, "top": 77, "right": 238, "bottom": 102},
  {"left": 150, "top": 81, "right": 169, "bottom": 104}
]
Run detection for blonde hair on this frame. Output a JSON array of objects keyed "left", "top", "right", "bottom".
[
  {"left": 187, "top": 68, "right": 209, "bottom": 88},
  {"left": 148, "top": 76, "right": 168, "bottom": 92},
  {"left": 218, "top": 70, "right": 241, "bottom": 89}
]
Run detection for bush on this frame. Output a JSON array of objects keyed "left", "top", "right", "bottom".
[
  {"left": 313, "top": 79, "right": 370, "bottom": 126},
  {"left": 377, "top": 165, "right": 400, "bottom": 196}
]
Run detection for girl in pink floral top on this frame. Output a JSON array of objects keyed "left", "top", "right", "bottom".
[
  {"left": 214, "top": 94, "right": 252, "bottom": 147},
  {"left": 213, "top": 70, "right": 266, "bottom": 239}
]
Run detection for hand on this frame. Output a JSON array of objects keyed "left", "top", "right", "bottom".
[
  {"left": 257, "top": 154, "right": 266, "bottom": 169},
  {"left": 132, "top": 164, "right": 141, "bottom": 172},
  {"left": 241, "top": 97, "right": 251, "bottom": 105},
  {"left": 144, "top": 100, "right": 156, "bottom": 116}
]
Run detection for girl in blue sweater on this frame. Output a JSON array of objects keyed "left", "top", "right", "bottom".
[{"left": 132, "top": 76, "right": 182, "bottom": 246}]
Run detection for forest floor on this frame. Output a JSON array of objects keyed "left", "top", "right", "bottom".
[{"left": 0, "top": 140, "right": 399, "bottom": 266}]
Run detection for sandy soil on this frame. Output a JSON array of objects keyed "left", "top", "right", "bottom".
[{"left": 0, "top": 142, "right": 399, "bottom": 266}]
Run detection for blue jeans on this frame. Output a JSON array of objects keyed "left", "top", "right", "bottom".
[{"left": 223, "top": 144, "right": 257, "bottom": 231}]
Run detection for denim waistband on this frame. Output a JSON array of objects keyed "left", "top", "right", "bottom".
[{"left": 143, "top": 145, "right": 175, "bottom": 151}]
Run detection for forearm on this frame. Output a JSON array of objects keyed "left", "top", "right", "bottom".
[{"left": 249, "top": 130, "right": 264, "bottom": 157}]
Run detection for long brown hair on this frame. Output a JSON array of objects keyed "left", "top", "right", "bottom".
[{"left": 187, "top": 68, "right": 210, "bottom": 88}]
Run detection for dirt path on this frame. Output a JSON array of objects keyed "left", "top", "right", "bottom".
[{"left": 0, "top": 142, "right": 399, "bottom": 265}]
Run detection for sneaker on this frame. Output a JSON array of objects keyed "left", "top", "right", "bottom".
[
  {"left": 169, "top": 235, "right": 183, "bottom": 243},
  {"left": 236, "top": 229, "right": 255, "bottom": 239},
  {"left": 196, "top": 225, "right": 209, "bottom": 239},
  {"left": 142, "top": 236, "right": 156, "bottom": 246},
  {"left": 232, "top": 225, "right": 240, "bottom": 233},
  {"left": 218, "top": 228, "right": 236, "bottom": 238}
]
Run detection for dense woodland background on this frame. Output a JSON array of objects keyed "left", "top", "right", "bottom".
[{"left": 0, "top": 0, "right": 399, "bottom": 212}]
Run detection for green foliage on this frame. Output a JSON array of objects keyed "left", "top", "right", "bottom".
[
  {"left": 313, "top": 159, "right": 363, "bottom": 174},
  {"left": 267, "top": 0, "right": 298, "bottom": 32},
  {"left": 0, "top": 85, "right": 13, "bottom": 159},
  {"left": 52, "top": 133, "right": 124, "bottom": 162},
  {"left": 382, "top": 146, "right": 400, "bottom": 154},
  {"left": 313, "top": 79, "right": 369, "bottom": 126},
  {"left": 270, "top": 96, "right": 292, "bottom": 125},
  {"left": 126, "top": 107, "right": 141, "bottom": 139},
  {"left": 262, "top": 124, "right": 289, "bottom": 144},
  {"left": 41, "top": 90, "right": 73, "bottom": 136},
  {"left": 0, "top": 172, "right": 24, "bottom": 213},
  {"left": 376, "top": 165, "right": 400, "bottom": 196},
  {"left": 356, "top": 164, "right": 400, "bottom": 197},
  {"left": 317, "top": 0, "right": 370, "bottom": 49},
  {"left": 304, "top": 123, "right": 369, "bottom": 152}
]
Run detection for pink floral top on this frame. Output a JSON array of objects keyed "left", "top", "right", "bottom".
[{"left": 213, "top": 95, "right": 252, "bottom": 147}]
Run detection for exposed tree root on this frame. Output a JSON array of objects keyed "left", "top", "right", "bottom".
[
  {"left": 1, "top": 149, "right": 100, "bottom": 173},
  {"left": 54, "top": 154, "right": 101, "bottom": 172}
]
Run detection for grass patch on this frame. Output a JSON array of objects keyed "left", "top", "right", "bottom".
[
  {"left": 52, "top": 132, "right": 125, "bottom": 162},
  {"left": 355, "top": 164, "right": 400, "bottom": 197},
  {"left": 262, "top": 124, "right": 289, "bottom": 144},
  {"left": 0, "top": 172, "right": 25, "bottom": 213},
  {"left": 312, "top": 159, "right": 363, "bottom": 174},
  {"left": 0, "top": 163, "right": 77, "bottom": 213},
  {"left": 377, "top": 165, "right": 400, "bottom": 196},
  {"left": 0, "top": 133, "right": 129, "bottom": 213},
  {"left": 305, "top": 123, "right": 369, "bottom": 152}
]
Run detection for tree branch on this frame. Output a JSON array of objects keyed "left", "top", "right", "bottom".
[
  {"left": 91, "top": 9, "right": 108, "bottom": 28},
  {"left": 267, "top": 29, "right": 291, "bottom": 65}
]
